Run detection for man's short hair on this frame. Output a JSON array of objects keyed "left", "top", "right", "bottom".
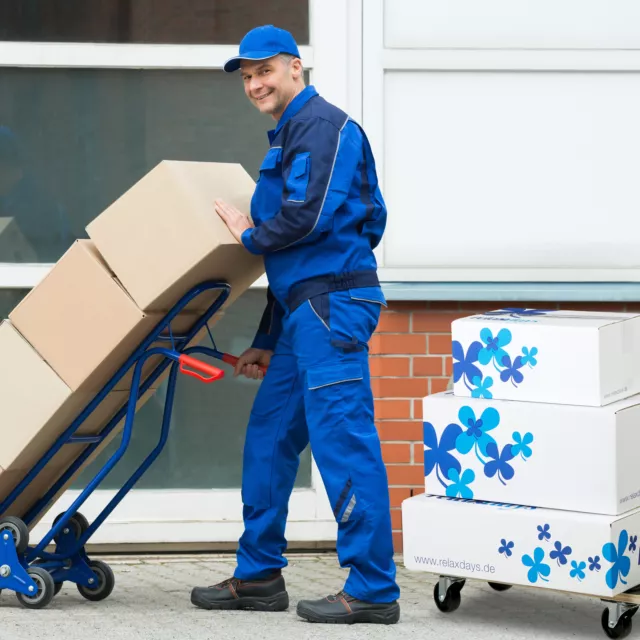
[{"left": 278, "top": 53, "right": 296, "bottom": 65}]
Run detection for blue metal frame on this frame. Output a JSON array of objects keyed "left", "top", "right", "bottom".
[{"left": 0, "top": 281, "right": 232, "bottom": 594}]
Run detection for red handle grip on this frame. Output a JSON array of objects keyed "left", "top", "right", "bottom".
[
  {"left": 179, "top": 355, "right": 225, "bottom": 383},
  {"left": 222, "top": 353, "right": 268, "bottom": 375}
]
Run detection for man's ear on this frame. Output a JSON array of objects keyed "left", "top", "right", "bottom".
[{"left": 291, "top": 58, "right": 304, "bottom": 81}]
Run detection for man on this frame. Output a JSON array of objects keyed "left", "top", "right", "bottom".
[{"left": 191, "top": 25, "right": 400, "bottom": 625}]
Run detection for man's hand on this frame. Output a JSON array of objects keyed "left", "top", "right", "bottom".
[
  {"left": 215, "top": 199, "right": 254, "bottom": 244},
  {"left": 234, "top": 347, "right": 272, "bottom": 380}
]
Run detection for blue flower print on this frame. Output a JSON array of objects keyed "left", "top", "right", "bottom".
[
  {"left": 630, "top": 535, "right": 637, "bottom": 553},
  {"left": 521, "top": 347, "right": 538, "bottom": 367},
  {"left": 511, "top": 432, "right": 534, "bottom": 460},
  {"left": 485, "top": 308, "right": 552, "bottom": 318},
  {"left": 478, "top": 328, "right": 512, "bottom": 368},
  {"left": 471, "top": 375, "right": 494, "bottom": 399},
  {"left": 570, "top": 561, "right": 587, "bottom": 582},
  {"left": 603, "top": 530, "right": 631, "bottom": 590},
  {"left": 500, "top": 354, "right": 525, "bottom": 387},
  {"left": 424, "top": 422, "right": 462, "bottom": 490},
  {"left": 522, "top": 547, "right": 550, "bottom": 584},
  {"left": 589, "top": 556, "right": 601, "bottom": 572},
  {"left": 550, "top": 541, "right": 573, "bottom": 566},
  {"left": 537, "top": 524, "right": 551, "bottom": 541},
  {"left": 445, "top": 468, "right": 475, "bottom": 499},
  {"left": 455, "top": 406, "right": 499, "bottom": 461},
  {"left": 452, "top": 340, "right": 483, "bottom": 391},
  {"left": 484, "top": 442, "right": 515, "bottom": 486},
  {"left": 499, "top": 539, "right": 514, "bottom": 558}
]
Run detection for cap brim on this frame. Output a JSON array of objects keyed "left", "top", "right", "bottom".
[{"left": 223, "top": 51, "right": 280, "bottom": 73}]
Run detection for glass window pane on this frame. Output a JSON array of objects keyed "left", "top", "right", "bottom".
[
  {"left": 0, "top": 1, "right": 309, "bottom": 44},
  {"left": 1, "top": 67, "right": 309, "bottom": 262},
  {"left": 71, "top": 289, "right": 312, "bottom": 490}
]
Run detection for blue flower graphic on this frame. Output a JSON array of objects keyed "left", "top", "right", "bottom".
[
  {"left": 484, "top": 442, "right": 515, "bottom": 486},
  {"left": 537, "top": 524, "right": 551, "bottom": 541},
  {"left": 452, "top": 340, "right": 483, "bottom": 391},
  {"left": 499, "top": 539, "right": 514, "bottom": 558},
  {"left": 424, "top": 422, "right": 462, "bottom": 490},
  {"left": 455, "top": 406, "right": 499, "bottom": 460},
  {"left": 471, "top": 375, "right": 493, "bottom": 399},
  {"left": 478, "top": 328, "right": 512, "bottom": 368},
  {"left": 521, "top": 346, "right": 538, "bottom": 367},
  {"left": 589, "top": 556, "right": 601, "bottom": 572},
  {"left": 603, "top": 530, "right": 631, "bottom": 589},
  {"left": 485, "top": 308, "right": 552, "bottom": 318},
  {"left": 445, "top": 468, "right": 475, "bottom": 499},
  {"left": 500, "top": 354, "right": 525, "bottom": 386},
  {"left": 522, "top": 547, "right": 551, "bottom": 583},
  {"left": 511, "top": 432, "right": 534, "bottom": 460},
  {"left": 570, "top": 560, "right": 586, "bottom": 582},
  {"left": 550, "top": 541, "right": 573, "bottom": 566},
  {"left": 630, "top": 535, "right": 637, "bottom": 553}
]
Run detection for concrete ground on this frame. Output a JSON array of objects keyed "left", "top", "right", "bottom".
[{"left": 0, "top": 553, "right": 622, "bottom": 639}]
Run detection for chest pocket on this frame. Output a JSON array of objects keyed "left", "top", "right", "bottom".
[{"left": 259, "top": 146, "right": 283, "bottom": 173}]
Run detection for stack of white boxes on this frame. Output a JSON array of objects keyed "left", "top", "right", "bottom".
[{"left": 403, "top": 308, "right": 640, "bottom": 598}]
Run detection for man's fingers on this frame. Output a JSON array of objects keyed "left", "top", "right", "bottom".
[{"left": 234, "top": 355, "right": 249, "bottom": 377}]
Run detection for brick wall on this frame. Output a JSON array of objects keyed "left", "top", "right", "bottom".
[{"left": 373, "top": 299, "right": 640, "bottom": 552}]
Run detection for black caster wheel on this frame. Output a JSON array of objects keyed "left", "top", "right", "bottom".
[
  {"left": 433, "top": 582, "right": 462, "bottom": 613},
  {"left": 0, "top": 516, "right": 29, "bottom": 555},
  {"left": 77, "top": 560, "right": 115, "bottom": 602},
  {"left": 489, "top": 582, "right": 512, "bottom": 592},
  {"left": 53, "top": 512, "right": 90, "bottom": 541},
  {"left": 602, "top": 608, "right": 633, "bottom": 639},
  {"left": 16, "top": 567, "right": 55, "bottom": 609},
  {"left": 53, "top": 582, "right": 63, "bottom": 596}
]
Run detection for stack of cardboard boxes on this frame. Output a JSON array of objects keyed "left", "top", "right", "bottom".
[
  {"left": 0, "top": 160, "right": 264, "bottom": 526},
  {"left": 403, "top": 309, "right": 640, "bottom": 598}
]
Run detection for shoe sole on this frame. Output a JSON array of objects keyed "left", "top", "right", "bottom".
[
  {"left": 191, "top": 591, "right": 289, "bottom": 612},
  {"left": 296, "top": 602, "right": 400, "bottom": 625}
]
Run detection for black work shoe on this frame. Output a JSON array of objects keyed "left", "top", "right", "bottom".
[
  {"left": 190, "top": 572, "right": 289, "bottom": 611},
  {"left": 296, "top": 590, "right": 400, "bottom": 624}
]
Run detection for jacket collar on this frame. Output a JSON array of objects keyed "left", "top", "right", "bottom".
[{"left": 267, "top": 85, "right": 318, "bottom": 144}]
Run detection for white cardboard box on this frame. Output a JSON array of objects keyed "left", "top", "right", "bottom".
[
  {"left": 451, "top": 308, "right": 640, "bottom": 406},
  {"left": 422, "top": 391, "right": 640, "bottom": 515},
  {"left": 403, "top": 494, "right": 640, "bottom": 597}
]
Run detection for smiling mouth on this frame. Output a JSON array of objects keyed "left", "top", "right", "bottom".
[{"left": 254, "top": 91, "right": 273, "bottom": 102}]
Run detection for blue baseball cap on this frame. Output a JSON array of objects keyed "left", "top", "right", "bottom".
[{"left": 223, "top": 25, "right": 300, "bottom": 73}]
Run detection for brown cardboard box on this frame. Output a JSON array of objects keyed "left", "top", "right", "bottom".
[
  {"left": 0, "top": 321, "right": 154, "bottom": 524},
  {"left": 86, "top": 161, "right": 265, "bottom": 313},
  {"left": 9, "top": 240, "right": 163, "bottom": 394}
]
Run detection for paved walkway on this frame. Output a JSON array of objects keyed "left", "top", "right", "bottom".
[{"left": 0, "top": 553, "right": 619, "bottom": 639}]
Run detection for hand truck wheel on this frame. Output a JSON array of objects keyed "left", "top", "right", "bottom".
[
  {"left": 16, "top": 567, "right": 55, "bottom": 609},
  {"left": 77, "top": 560, "right": 115, "bottom": 601},
  {"left": 602, "top": 607, "right": 635, "bottom": 639},
  {"left": 0, "top": 516, "right": 29, "bottom": 555},
  {"left": 488, "top": 582, "right": 512, "bottom": 592},
  {"left": 433, "top": 577, "right": 463, "bottom": 613},
  {"left": 53, "top": 511, "right": 90, "bottom": 541}
]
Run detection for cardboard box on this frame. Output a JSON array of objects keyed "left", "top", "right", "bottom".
[
  {"left": 9, "top": 240, "right": 162, "bottom": 393},
  {"left": 422, "top": 391, "right": 640, "bottom": 515},
  {"left": 452, "top": 308, "right": 640, "bottom": 406},
  {"left": 86, "top": 161, "right": 265, "bottom": 313},
  {"left": 403, "top": 494, "right": 640, "bottom": 597}
]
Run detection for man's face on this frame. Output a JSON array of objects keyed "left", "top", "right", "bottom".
[{"left": 240, "top": 56, "right": 301, "bottom": 120}]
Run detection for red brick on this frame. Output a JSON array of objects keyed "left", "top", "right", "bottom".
[
  {"left": 430, "top": 378, "right": 450, "bottom": 394},
  {"left": 426, "top": 301, "right": 461, "bottom": 311},
  {"left": 391, "top": 509, "right": 403, "bottom": 530},
  {"left": 413, "top": 312, "right": 467, "bottom": 333},
  {"left": 624, "top": 302, "right": 640, "bottom": 312},
  {"left": 459, "top": 301, "right": 560, "bottom": 312},
  {"left": 445, "top": 356, "right": 452, "bottom": 376},
  {"left": 389, "top": 487, "right": 412, "bottom": 508},
  {"left": 413, "top": 399, "right": 423, "bottom": 420},
  {"left": 559, "top": 302, "right": 626, "bottom": 312},
  {"left": 376, "top": 312, "right": 410, "bottom": 333},
  {"left": 387, "top": 464, "right": 424, "bottom": 485},
  {"left": 392, "top": 531, "right": 403, "bottom": 552},
  {"left": 376, "top": 421, "right": 422, "bottom": 441},
  {"left": 382, "top": 443, "right": 411, "bottom": 464},
  {"left": 372, "top": 378, "right": 429, "bottom": 398},
  {"left": 369, "top": 357, "right": 410, "bottom": 378},
  {"left": 413, "top": 357, "right": 443, "bottom": 377},
  {"left": 370, "top": 334, "right": 426, "bottom": 355},
  {"left": 413, "top": 443, "right": 425, "bottom": 464},
  {"left": 428, "top": 334, "right": 452, "bottom": 355},
  {"left": 374, "top": 399, "right": 411, "bottom": 420},
  {"left": 387, "top": 301, "right": 429, "bottom": 312}
]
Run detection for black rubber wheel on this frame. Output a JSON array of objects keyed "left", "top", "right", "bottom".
[
  {"left": 77, "top": 560, "right": 114, "bottom": 602},
  {"left": 489, "top": 582, "right": 512, "bottom": 592},
  {"left": 53, "top": 582, "right": 63, "bottom": 596},
  {"left": 0, "top": 516, "right": 29, "bottom": 555},
  {"left": 602, "top": 609, "right": 633, "bottom": 639},
  {"left": 16, "top": 567, "right": 55, "bottom": 609},
  {"left": 53, "top": 512, "right": 90, "bottom": 541},
  {"left": 433, "top": 582, "right": 461, "bottom": 613}
]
